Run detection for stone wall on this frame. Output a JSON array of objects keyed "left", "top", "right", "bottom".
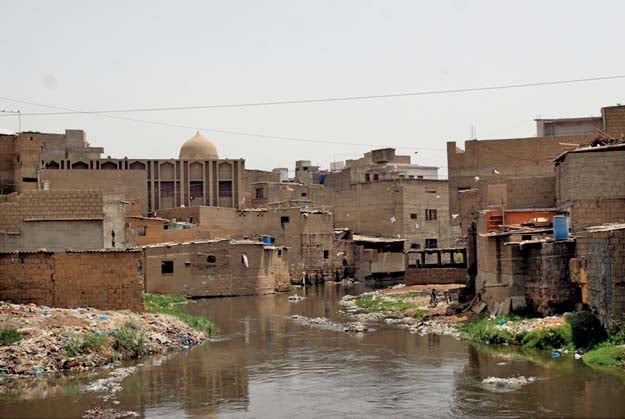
[
  {"left": 0, "top": 250, "right": 144, "bottom": 312},
  {"left": 575, "top": 227, "right": 625, "bottom": 329},
  {"left": 524, "top": 241, "right": 576, "bottom": 315},
  {"left": 404, "top": 268, "right": 466, "bottom": 285}
]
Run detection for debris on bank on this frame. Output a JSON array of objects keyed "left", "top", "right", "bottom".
[
  {"left": 0, "top": 301, "right": 206, "bottom": 377},
  {"left": 290, "top": 315, "right": 369, "bottom": 333}
]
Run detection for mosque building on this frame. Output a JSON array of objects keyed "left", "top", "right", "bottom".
[{"left": 0, "top": 129, "right": 245, "bottom": 214}]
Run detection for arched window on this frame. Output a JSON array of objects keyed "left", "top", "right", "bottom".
[{"left": 207, "top": 255, "right": 216, "bottom": 263}]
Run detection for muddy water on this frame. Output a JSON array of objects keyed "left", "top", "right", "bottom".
[{"left": 2, "top": 284, "right": 625, "bottom": 418}]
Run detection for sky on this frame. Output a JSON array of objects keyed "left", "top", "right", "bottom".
[{"left": 2, "top": 0, "right": 625, "bottom": 176}]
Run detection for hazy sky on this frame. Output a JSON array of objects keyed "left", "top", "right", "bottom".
[{"left": 2, "top": 1, "right": 625, "bottom": 176}]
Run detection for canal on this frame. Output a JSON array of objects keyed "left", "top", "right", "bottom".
[{"left": 2, "top": 283, "right": 625, "bottom": 418}]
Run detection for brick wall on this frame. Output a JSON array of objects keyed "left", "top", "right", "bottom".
[
  {"left": 328, "top": 179, "right": 457, "bottom": 249},
  {"left": 144, "top": 240, "right": 289, "bottom": 297},
  {"left": 603, "top": 105, "right": 625, "bottom": 137},
  {"left": 41, "top": 169, "right": 148, "bottom": 215},
  {"left": 0, "top": 135, "right": 16, "bottom": 194},
  {"left": 0, "top": 250, "right": 144, "bottom": 311},
  {"left": 556, "top": 149, "right": 625, "bottom": 232},
  {"left": 0, "top": 190, "right": 105, "bottom": 252},
  {"left": 447, "top": 135, "right": 594, "bottom": 216}
]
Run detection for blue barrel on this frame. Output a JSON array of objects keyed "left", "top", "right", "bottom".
[
  {"left": 553, "top": 215, "right": 569, "bottom": 240},
  {"left": 262, "top": 235, "right": 274, "bottom": 247}
]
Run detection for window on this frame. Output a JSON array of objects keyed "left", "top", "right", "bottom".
[
  {"left": 410, "top": 213, "right": 417, "bottom": 220},
  {"left": 281, "top": 216, "right": 290, "bottom": 224},
  {"left": 301, "top": 192, "right": 307, "bottom": 197},
  {"left": 417, "top": 175, "right": 424, "bottom": 180},
  {"left": 160, "top": 181, "right": 174, "bottom": 198},
  {"left": 188, "top": 217, "right": 194, "bottom": 224},
  {"left": 190, "top": 181, "right": 203, "bottom": 199},
  {"left": 425, "top": 188, "right": 437, "bottom": 194},
  {"left": 137, "top": 226, "right": 147, "bottom": 236},
  {"left": 410, "top": 243, "right": 421, "bottom": 249},
  {"left": 255, "top": 188, "right": 264, "bottom": 199},
  {"left": 323, "top": 250, "right": 329, "bottom": 259},
  {"left": 22, "top": 177, "right": 37, "bottom": 183},
  {"left": 365, "top": 174, "right": 370, "bottom": 182},
  {"left": 219, "top": 181, "right": 232, "bottom": 197},
  {"left": 241, "top": 253, "right": 249, "bottom": 268},
  {"left": 373, "top": 174, "right": 379, "bottom": 181},
  {"left": 161, "top": 260, "right": 174, "bottom": 274},
  {"left": 207, "top": 255, "right": 216, "bottom": 263},
  {"left": 425, "top": 238, "right": 438, "bottom": 249},
  {"left": 425, "top": 209, "right": 438, "bottom": 221}
]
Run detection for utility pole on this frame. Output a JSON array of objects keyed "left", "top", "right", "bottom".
[{"left": 1, "top": 109, "right": 21, "bottom": 132}]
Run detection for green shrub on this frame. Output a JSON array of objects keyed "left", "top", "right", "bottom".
[
  {"left": 0, "top": 329, "right": 22, "bottom": 346},
  {"left": 522, "top": 324, "right": 573, "bottom": 350},
  {"left": 607, "top": 318, "right": 625, "bottom": 345},
  {"left": 355, "top": 294, "right": 418, "bottom": 313},
  {"left": 458, "top": 317, "right": 517, "bottom": 345},
  {"left": 144, "top": 293, "right": 219, "bottom": 337},
  {"left": 63, "top": 331, "right": 109, "bottom": 357},
  {"left": 584, "top": 343, "right": 625, "bottom": 367},
  {"left": 113, "top": 323, "right": 145, "bottom": 359}
]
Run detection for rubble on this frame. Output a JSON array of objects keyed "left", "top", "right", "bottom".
[{"left": 0, "top": 301, "right": 206, "bottom": 378}]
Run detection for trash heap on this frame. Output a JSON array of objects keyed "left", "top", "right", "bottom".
[{"left": 0, "top": 301, "right": 206, "bottom": 377}]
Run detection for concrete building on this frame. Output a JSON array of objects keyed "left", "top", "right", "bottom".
[
  {"left": 151, "top": 206, "right": 336, "bottom": 280},
  {"left": 0, "top": 130, "right": 246, "bottom": 215},
  {"left": 250, "top": 181, "right": 327, "bottom": 208},
  {"left": 143, "top": 240, "right": 290, "bottom": 297},
  {"left": 327, "top": 178, "right": 457, "bottom": 250},
  {"left": 325, "top": 147, "right": 438, "bottom": 190},
  {"left": 0, "top": 248, "right": 144, "bottom": 312}
]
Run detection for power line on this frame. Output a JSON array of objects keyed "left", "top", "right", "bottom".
[
  {"left": 0, "top": 96, "right": 444, "bottom": 150},
  {"left": 1, "top": 74, "right": 624, "bottom": 116}
]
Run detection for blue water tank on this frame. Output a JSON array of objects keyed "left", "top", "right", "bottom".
[
  {"left": 553, "top": 215, "right": 569, "bottom": 241},
  {"left": 262, "top": 235, "right": 274, "bottom": 247}
]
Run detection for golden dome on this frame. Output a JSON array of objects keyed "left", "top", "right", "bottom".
[{"left": 179, "top": 131, "right": 219, "bottom": 160}]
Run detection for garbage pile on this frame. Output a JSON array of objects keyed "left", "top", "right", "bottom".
[
  {"left": 410, "top": 319, "right": 461, "bottom": 338},
  {"left": 0, "top": 301, "right": 206, "bottom": 377},
  {"left": 493, "top": 315, "right": 565, "bottom": 334},
  {"left": 481, "top": 376, "right": 536, "bottom": 390}
]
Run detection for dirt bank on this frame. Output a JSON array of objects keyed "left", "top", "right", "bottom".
[{"left": 0, "top": 301, "right": 205, "bottom": 377}]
